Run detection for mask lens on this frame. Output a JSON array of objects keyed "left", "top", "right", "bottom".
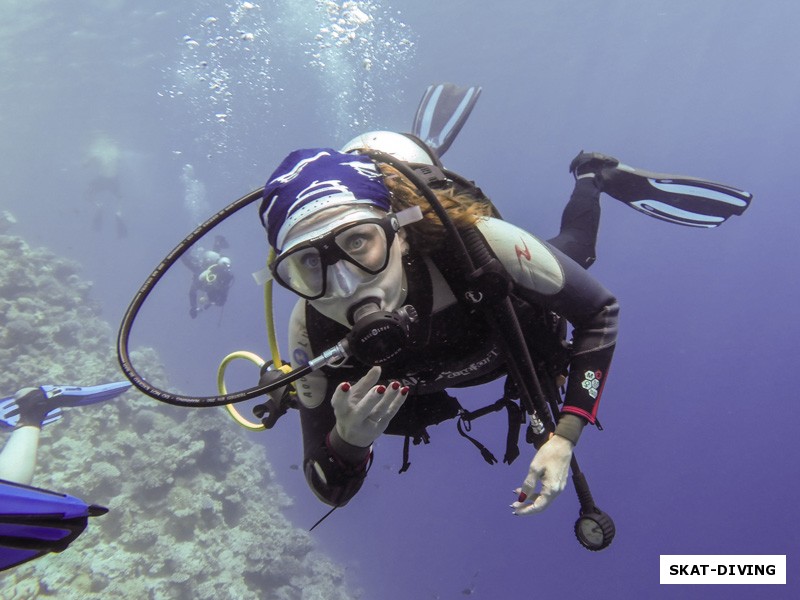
[
  {"left": 272, "top": 217, "right": 395, "bottom": 299},
  {"left": 334, "top": 222, "right": 389, "bottom": 273},
  {"left": 274, "top": 246, "right": 325, "bottom": 298}
]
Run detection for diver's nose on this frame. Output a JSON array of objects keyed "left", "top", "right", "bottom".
[{"left": 326, "top": 261, "right": 360, "bottom": 297}]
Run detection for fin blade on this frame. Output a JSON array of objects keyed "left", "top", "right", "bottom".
[
  {"left": 412, "top": 83, "right": 482, "bottom": 157},
  {"left": 0, "top": 480, "right": 97, "bottom": 571},
  {"left": 605, "top": 164, "right": 753, "bottom": 227},
  {"left": 40, "top": 381, "right": 132, "bottom": 407}
]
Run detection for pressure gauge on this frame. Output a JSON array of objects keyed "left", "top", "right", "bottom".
[{"left": 574, "top": 509, "right": 615, "bottom": 551}]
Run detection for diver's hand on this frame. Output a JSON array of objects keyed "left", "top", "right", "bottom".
[
  {"left": 331, "top": 366, "right": 408, "bottom": 448},
  {"left": 511, "top": 434, "right": 574, "bottom": 515}
]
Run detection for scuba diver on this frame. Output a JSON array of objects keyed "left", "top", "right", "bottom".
[
  {"left": 259, "top": 142, "right": 617, "bottom": 513},
  {"left": 0, "top": 381, "right": 130, "bottom": 571},
  {"left": 83, "top": 131, "right": 128, "bottom": 238},
  {"left": 181, "top": 235, "right": 235, "bottom": 319},
  {"left": 86, "top": 174, "right": 126, "bottom": 238},
  {"left": 257, "top": 87, "right": 751, "bottom": 515},
  {"left": 116, "top": 83, "right": 751, "bottom": 547}
]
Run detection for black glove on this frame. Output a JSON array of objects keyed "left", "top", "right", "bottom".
[{"left": 13, "top": 387, "right": 51, "bottom": 428}]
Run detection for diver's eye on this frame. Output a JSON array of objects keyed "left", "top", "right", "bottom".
[
  {"left": 340, "top": 224, "right": 381, "bottom": 255},
  {"left": 299, "top": 252, "right": 321, "bottom": 270},
  {"left": 344, "top": 233, "right": 369, "bottom": 253}
]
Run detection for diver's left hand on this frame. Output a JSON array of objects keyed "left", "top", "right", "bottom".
[
  {"left": 511, "top": 434, "right": 574, "bottom": 515},
  {"left": 331, "top": 366, "right": 408, "bottom": 448}
]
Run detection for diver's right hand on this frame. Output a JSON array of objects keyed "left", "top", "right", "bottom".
[{"left": 331, "top": 366, "right": 408, "bottom": 448}]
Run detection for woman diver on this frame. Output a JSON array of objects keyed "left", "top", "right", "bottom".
[
  {"left": 116, "top": 85, "right": 751, "bottom": 539},
  {"left": 259, "top": 133, "right": 623, "bottom": 515}
]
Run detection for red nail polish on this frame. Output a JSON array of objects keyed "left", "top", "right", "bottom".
[
  {"left": 391, "top": 381, "right": 400, "bottom": 390},
  {"left": 340, "top": 382, "right": 351, "bottom": 392},
  {"left": 517, "top": 492, "right": 527, "bottom": 503},
  {"left": 400, "top": 386, "right": 409, "bottom": 395},
  {"left": 376, "top": 385, "right": 386, "bottom": 394}
]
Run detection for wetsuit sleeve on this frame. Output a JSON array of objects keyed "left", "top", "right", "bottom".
[
  {"left": 477, "top": 218, "right": 618, "bottom": 425},
  {"left": 298, "top": 385, "right": 371, "bottom": 506},
  {"left": 288, "top": 300, "right": 371, "bottom": 506},
  {"left": 544, "top": 249, "right": 617, "bottom": 423}
]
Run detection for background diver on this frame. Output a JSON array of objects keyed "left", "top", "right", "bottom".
[
  {"left": 83, "top": 131, "right": 128, "bottom": 238},
  {"left": 0, "top": 381, "right": 130, "bottom": 571},
  {"left": 181, "top": 234, "right": 234, "bottom": 319},
  {"left": 257, "top": 84, "right": 751, "bottom": 517}
]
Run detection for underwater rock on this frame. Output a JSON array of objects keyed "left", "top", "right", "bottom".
[
  {"left": 3, "top": 317, "right": 38, "bottom": 346},
  {"left": 0, "top": 233, "right": 360, "bottom": 599},
  {"left": 84, "top": 461, "right": 123, "bottom": 497},
  {"left": 0, "top": 210, "right": 16, "bottom": 234}
]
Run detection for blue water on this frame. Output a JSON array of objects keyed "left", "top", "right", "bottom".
[{"left": 2, "top": 0, "right": 799, "bottom": 598}]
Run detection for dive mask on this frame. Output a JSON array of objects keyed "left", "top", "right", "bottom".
[{"left": 271, "top": 213, "right": 400, "bottom": 300}]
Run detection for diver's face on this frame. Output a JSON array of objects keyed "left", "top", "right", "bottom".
[{"left": 278, "top": 206, "right": 408, "bottom": 327}]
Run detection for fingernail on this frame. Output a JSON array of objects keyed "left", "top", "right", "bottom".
[
  {"left": 340, "top": 382, "right": 351, "bottom": 392},
  {"left": 517, "top": 492, "right": 527, "bottom": 503},
  {"left": 376, "top": 385, "right": 386, "bottom": 394},
  {"left": 400, "top": 386, "right": 409, "bottom": 395},
  {"left": 391, "top": 381, "right": 400, "bottom": 390}
]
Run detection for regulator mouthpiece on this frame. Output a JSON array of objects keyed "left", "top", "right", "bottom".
[{"left": 346, "top": 303, "right": 418, "bottom": 366}]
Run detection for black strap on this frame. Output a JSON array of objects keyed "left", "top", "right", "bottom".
[
  {"left": 309, "top": 505, "right": 338, "bottom": 532},
  {"left": 398, "top": 429, "right": 431, "bottom": 474},
  {"left": 455, "top": 397, "right": 525, "bottom": 466},
  {"left": 456, "top": 414, "right": 498, "bottom": 465},
  {"left": 503, "top": 400, "right": 523, "bottom": 464},
  {"left": 400, "top": 436, "right": 411, "bottom": 474}
]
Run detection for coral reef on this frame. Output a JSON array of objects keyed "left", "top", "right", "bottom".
[{"left": 0, "top": 234, "right": 359, "bottom": 599}]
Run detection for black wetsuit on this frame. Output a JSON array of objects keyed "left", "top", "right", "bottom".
[
  {"left": 298, "top": 178, "right": 618, "bottom": 505},
  {"left": 181, "top": 253, "right": 234, "bottom": 316}
]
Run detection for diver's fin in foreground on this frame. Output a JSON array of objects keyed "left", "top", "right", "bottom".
[
  {"left": 0, "top": 400, "right": 61, "bottom": 430},
  {"left": 573, "top": 151, "right": 753, "bottom": 228},
  {"left": 38, "top": 381, "right": 132, "bottom": 408},
  {"left": 0, "top": 479, "right": 107, "bottom": 571},
  {"left": 0, "top": 381, "right": 131, "bottom": 429},
  {"left": 412, "top": 83, "right": 482, "bottom": 158}
]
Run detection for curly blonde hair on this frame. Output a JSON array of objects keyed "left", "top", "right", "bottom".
[{"left": 379, "top": 164, "right": 494, "bottom": 253}]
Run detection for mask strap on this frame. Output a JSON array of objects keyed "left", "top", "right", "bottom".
[
  {"left": 395, "top": 205, "right": 424, "bottom": 227},
  {"left": 252, "top": 266, "right": 272, "bottom": 286}
]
